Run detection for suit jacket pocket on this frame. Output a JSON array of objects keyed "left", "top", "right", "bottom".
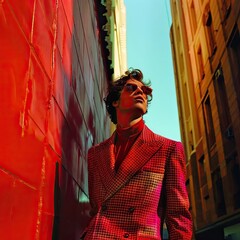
[
  {"left": 137, "top": 227, "right": 159, "bottom": 239},
  {"left": 141, "top": 166, "right": 165, "bottom": 174},
  {"left": 137, "top": 233, "right": 159, "bottom": 240}
]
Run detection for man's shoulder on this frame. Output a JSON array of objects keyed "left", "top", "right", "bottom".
[{"left": 88, "top": 135, "right": 113, "bottom": 152}]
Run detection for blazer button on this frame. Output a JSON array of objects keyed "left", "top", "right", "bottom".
[
  {"left": 128, "top": 207, "right": 135, "bottom": 214},
  {"left": 101, "top": 204, "right": 108, "bottom": 212},
  {"left": 123, "top": 233, "right": 129, "bottom": 238}
]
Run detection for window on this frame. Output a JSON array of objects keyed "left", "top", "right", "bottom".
[
  {"left": 198, "top": 155, "right": 207, "bottom": 187},
  {"left": 190, "top": 0, "right": 197, "bottom": 34},
  {"left": 186, "top": 179, "right": 192, "bottom": 211},
  {"left": 213, "top": 67, "right": 231, "bottom": 133},
  {"left": 227, "top": 154, "right": 240, "bottom": 209},
  {"left": 203, "top": 95, "right": 215, "bottom": 148},
  {"left": 210, "top": 152, "right": 219, "bottom": 172},
  {"left": 189, "top": 130, "right": 194, "bottom": 151},
  {"left": 221, "top": 0, "right": 231, "bottom": 21},
  {"left": 204, "top": 9, "right": 217, "bottom": 58},
  {"left": 197, "top": 45, "right": 205, "bottom": 80},
  {"left": 214, "top": 66, "right": 236, "bottom": 158},
  {"left": 212, "top": 167, "right": 226, "bottom": 217},
  {"left": 204, "top": 195, "right": 211, "bottom": 222},
  {"left": 228, "top": 26, "right": 240, "bottom": 111}
]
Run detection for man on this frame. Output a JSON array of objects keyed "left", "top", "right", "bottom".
[{"left": 82, "top": 69, "right": 192, "bottom": 239}]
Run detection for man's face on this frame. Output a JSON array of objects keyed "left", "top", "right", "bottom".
[{"left": 113, "top": 79, "right": 150, "bottom": 117}]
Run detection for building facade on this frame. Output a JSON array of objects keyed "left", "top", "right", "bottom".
[
  {"left": 0, "top": 0, "right": 126, "bottom": 239},
  {"left": 102, "top": 0, "right": 128, "bottom": 133},
  {"left": 170, "top": 0, "right": 240, "bottom": 239}
]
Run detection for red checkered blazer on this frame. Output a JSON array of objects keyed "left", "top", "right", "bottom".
[{"left": 82, "top": 125, "right": 192, "bottom": 240}]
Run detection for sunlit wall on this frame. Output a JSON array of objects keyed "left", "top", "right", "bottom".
[
  {"left": 170, "top": 0, "right": 240, "bottom": 239},
  {"left": 0, "top": 1, "right": 110, "bottom": 239}
]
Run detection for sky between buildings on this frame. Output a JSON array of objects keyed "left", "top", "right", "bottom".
[{"left": 124, "top": 0, "right": 181, "bottom": 141}]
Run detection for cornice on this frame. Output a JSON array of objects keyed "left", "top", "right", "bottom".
[{"left": 94, "top": 0, "right": 114, "bottom": 83}]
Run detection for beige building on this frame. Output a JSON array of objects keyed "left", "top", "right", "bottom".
[
  {"left": 170, "top": 0, "right": 240, "bottom": 239},
  {"left": 101, "top": 0, "right": 128, "bottom": 134},
  {"left": 112, "top": 0, "right": 128, "bottom": 77},
  {"left": 101, "top": 0, "right": 127, "bottom": 78}
]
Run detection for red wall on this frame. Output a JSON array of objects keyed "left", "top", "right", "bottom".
[{"left": 0, "top": 0, "right": 110, "bottom": 239}]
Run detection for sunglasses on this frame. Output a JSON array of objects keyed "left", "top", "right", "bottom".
[{"left": 124, "top": 83, "right": 152, "bottom": 95}]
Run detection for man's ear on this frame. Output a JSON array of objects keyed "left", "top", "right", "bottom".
[{"left": 112, "top": 100, "right": 119, "bottom": 108}]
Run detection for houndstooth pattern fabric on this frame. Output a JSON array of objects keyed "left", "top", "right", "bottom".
[{"left": 82, "top": 125, "right": 192, "bottom": 240}]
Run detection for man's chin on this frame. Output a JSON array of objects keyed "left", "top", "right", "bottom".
[{"left": 134, "top": 107, "right": 147, "bottom": 116}]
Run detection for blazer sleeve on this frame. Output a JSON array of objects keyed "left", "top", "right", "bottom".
[{"left": 164, "top": 141, "right": 192, "bottom": 240}]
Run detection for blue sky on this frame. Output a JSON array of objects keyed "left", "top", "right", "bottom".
[{"left": 124, "top": 0, "right": 181, "bottom": 141}]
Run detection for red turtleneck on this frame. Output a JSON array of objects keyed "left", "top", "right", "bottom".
[{"left": 114, "top": 119, "right": 144, "bottom": 171}]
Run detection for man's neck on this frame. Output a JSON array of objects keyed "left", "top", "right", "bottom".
[{"left": 116, "top": 116, "right": 143, "bottom": 129}]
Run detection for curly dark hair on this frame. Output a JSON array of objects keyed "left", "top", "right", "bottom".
[{"left": 104, "top": 68, "right": 152, "bottom": 124}]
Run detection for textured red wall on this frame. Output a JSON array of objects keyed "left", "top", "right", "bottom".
[{"left": 0, "top": 0, "right": 110, "bottom": 239}]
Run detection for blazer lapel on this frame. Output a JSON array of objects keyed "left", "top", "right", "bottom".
[{"left": 102, "top": 126, "right": 165, "bottom": 202}]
